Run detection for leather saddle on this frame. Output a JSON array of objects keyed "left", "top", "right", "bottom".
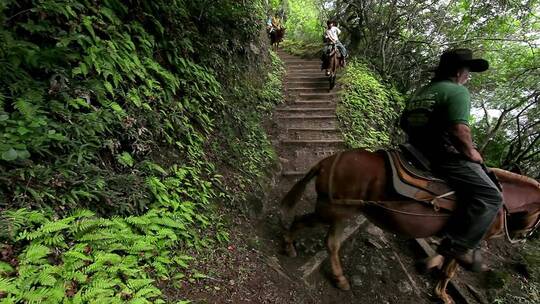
[{"left": 385, "top": 144, "right": 457, "bottom": 212}]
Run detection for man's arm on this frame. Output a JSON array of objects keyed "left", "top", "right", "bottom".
[{"left": 448, "top": 123, "right": 483, "bottom": 163}]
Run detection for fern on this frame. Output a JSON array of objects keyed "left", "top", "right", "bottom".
[
  {"left": 23, "top": 244, "right": 50, "bottom": 264},
  {"left": 126, "top": 279, "right": 155, "bottom": 291},
  {"left": 134, "top": 285, "right": 161, "bottom": 298},
  {"left": 21, "top": 286, "right": 54, "bottom": 303},
  {"left": 42, "top": 233, "right": 65, "bottom": 246},
  {"left": 64, "top": 250, "right": 92, "bottom": 262},
  {"left": 36, "top": 271, "right": 57, "bottom": 287},
  {"left": 0, "top": 277, "right": 17, "bottom": 294},
  {"left": 13, "top": 98, "right": 37, "bottom": 119}
]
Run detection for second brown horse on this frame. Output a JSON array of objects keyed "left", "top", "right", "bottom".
[{"left": 280, "top": 149, "right": 540, "bottom": 303}]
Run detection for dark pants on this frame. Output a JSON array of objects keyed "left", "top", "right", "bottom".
[
  {"left": 321, "top": 43, "right": 347, "bottom": 70},
  {"left": 433, "top": 158, "right": 503, "bottom": 250},
  {"left": 336, "top": 42, "right": 347, "bottom": 58},
  {"left": 322, "top": 42, "right": 347, "bottom": 57}
]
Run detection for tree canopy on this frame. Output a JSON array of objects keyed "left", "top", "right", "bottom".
[{"left": 281, "top": 0, "right": 539, "bottom": 177}]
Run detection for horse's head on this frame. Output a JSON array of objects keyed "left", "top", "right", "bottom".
[{"left": 493, "top": 168, "right": 540, "bottom": 239}]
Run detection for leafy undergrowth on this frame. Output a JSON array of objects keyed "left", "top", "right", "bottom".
[
  {"left": 489, "top": 237, "right": 540, "bottom": 304},
  {"left": 336, "top": 60, "right": 405, "bottom": 149},
  {"left": 0, "top": 0, "right": 285, "bottom": 302}
]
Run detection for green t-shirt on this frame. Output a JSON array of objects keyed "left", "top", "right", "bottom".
[{"left": 401, "top": 80, "right": 471, "bottom": 157}]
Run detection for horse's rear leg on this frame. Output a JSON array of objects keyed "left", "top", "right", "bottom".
[
  {"left": 327, "top": 220, "right": 350, "bottom": 290},
  {"left": 283, "top": 212, "right": 321, "bottom": 257}
]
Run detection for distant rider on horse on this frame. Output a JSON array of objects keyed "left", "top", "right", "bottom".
[
  {"left": 321, "top": 20, "right": 347, "bottom": 76},
  {"left": 400, "top": 49, "right": 503, "bottom": 272},
  {"left": 266, "top": 12, "right": 282, "bottom": 37}
]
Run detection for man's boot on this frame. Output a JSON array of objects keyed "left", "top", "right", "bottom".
[{"left": 437, "top": 239, "right": 489, "bottom": 272}]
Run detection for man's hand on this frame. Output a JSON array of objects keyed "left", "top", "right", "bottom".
[
  {"left": 449, "top": 123, "right": 483, "bottom": 163},
  {"left": 466, "top": 148, "right": 484, "bottom": 164}
]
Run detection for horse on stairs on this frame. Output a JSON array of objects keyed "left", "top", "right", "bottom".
[
  {"left": 270, "top": 28, "right": 285, "bottom": 52},
  {"left": 280, "top": 148, "right": 540, "bottom": 304}
]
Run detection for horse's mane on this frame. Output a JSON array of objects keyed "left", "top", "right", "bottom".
[{"left": 491, "top": 168, "right": 540, "bottom": 189}]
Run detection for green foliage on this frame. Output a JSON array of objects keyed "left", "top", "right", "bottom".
[
  {"left": 491, "top": 238, "right": 540, "bottom": 304},
  {"left": 284, "top": 0, "right": 324, "bottom": 43},
  {"left": 210, "top": 51, "right": 284, "bottom": 195},
  {"left": 0, "top": 161, "right": 229, "bottom": 302},
  {"left": 0, "top": 204, "right": 203, "bottom": 303},
  {"left": 0, "top": 0, "right": 284, "bottom": 302},
  {"left": 258, "top": 51, "right": 286, "bottom": 110},
  {"left": 337, "top": 60, "right": 404, "bottom": 149},
  {"left": 0, "top": 0, "right": 228, "bottom": 214},
  {"left": 0, "top": 0, "right": 276, "bottom": 212},
  {"left": 469, "top": 42, "right": 539, "bottom": 177}
]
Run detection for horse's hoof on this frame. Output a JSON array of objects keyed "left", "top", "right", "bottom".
[
  {"left": 284, "top": 243, "right": 297, "bottom": 258},
  {"left": 335, "top": 276, "right": 351, "bottom": 291},
  {"left": 431, "top": 293, "right": 454, "bottom": 304},
  {"left": 416, "top": 255, "right": 444, "bottom": 274}
]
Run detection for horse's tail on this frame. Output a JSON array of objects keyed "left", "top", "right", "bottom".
[{"left": 280, "top": 162, "right": 322, "bottom": 226}]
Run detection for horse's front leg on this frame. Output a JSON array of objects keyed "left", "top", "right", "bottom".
[
  {"left": 434, "top": 258, "right": 458, "bottom": 304},
  {"left": 326, "top": 220, "right": 350, "bottom": 290}
]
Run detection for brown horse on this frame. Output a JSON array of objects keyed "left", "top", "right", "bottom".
[
  {"left": 270, "top": 28, "right": 285, "bottom": 52},
  {"left": 280, "top": 149, "right": 540, "bottom": 303},
  {"left": 327, "top": 45, "right": 341, "bottom": 90}
]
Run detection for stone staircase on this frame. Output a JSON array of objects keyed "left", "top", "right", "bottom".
[{"left": 276, "top": 52, "right": 346, "bottom": 177}]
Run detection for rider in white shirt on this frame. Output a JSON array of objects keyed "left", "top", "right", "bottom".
[
  {"left": 326, "top": 24, "right": 340, "bottom": 44},
  {"left": 322, "top": 20, "right": 347, "bottom": 75}
]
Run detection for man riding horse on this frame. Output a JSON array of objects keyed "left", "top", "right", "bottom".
[
  {"left": 266, "top": 12, "right": 282, "bottom": 37},
  {"left": 280, "top": 48, "right": 539, "bottom": 303},
  {"left": 400, "top": 48, "right": 502, "bottom": 272},
  {"left": 321, "top": 20, "right": 347, "bottom": 76}
]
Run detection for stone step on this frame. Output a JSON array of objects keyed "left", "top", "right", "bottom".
[
  {"left": 286, "top": 128, "right": 341, "bottom": 140},
  {"left": 281, "top": 57, "right": 321, "bottom": 64},
  {"left": 280, "top": 55, "right": 309, "bottom": 60},
  {"left": 287, "top": 71, "right": 325, "bottom": 76},
  {"left": 277, "top": 116, "right": 338, "bottom": 129},
  {"left": 286, "top": 67, "right": 324, "bottom": 72},
  {"left": 286, "top": 76, "right": 328, "bottom": 82},
  {"left": 280, "top": 147, "right": 343, "bottom": 172},
  {"left": 278, "top": 114, "right": 336, "bottom": 119},
  {"left": 287, "top": 81, "right": 329, "bottom": 88},
  {"left": 291, "top": 100, "right": 335, "bottom": 108},
  {"left": 285, "top": 60, "right": 320, "bottom": 64},
  {"left": 288, "top": 87, "right": 331, "bottom": 93},
  {"left": 281, "top": 139, "right": 345, "bottom": 146},
  {"left": 286, "top": 64, "right": 321, "bottom": 70},
  {"left": 277, "top": 109, "right": 335, "bottom": 117},
  {"left": 297, "top": 92, "right": 338, "bottom": 100},
  {"left": 277, "top": 107, "right": 335, "bottom": 112}
]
